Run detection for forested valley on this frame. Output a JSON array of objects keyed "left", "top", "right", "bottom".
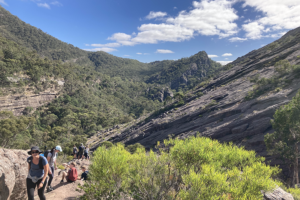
[{"left": 0, "top": 6, "right": 221, "bottom": 154}]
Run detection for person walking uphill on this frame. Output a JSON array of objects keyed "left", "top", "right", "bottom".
[
  {"left": 27, "top": 146, "right": 49, "bottom": 200},
  {"left": 46, "top": 145, "right": 62, "bottom": 192},
  {"left": 77, "top": 143, "right": 84, "bottom": 159}
]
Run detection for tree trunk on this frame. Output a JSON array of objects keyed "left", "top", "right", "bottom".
[{"left": 295, "top": 142, "right": 299, "bottom": 187}]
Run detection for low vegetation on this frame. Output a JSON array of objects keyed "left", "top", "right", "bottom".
[
  {"left": 245, "top": 60, "right": 300, "bottom": 100},
  {"left": 79, "top": 136, "right": 280, "bottom": 200},
  {"left": 265, "top": 89, "right": 300, "bottom": 187}
]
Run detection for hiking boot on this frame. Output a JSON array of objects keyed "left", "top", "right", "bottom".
[
  {"left": 47, "top": 187, "right": 53, "bottom": 192},
  {"left": 60, "top": 180, "right": 64, "bottom": 183}
]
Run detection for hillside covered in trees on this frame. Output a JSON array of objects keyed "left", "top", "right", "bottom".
[{"left": 0, "top": 5, "right": 223, "bottom": 154}]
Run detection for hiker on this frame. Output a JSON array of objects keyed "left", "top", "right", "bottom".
[
  {"left": 46, "top": 146, "right": 62, "bottom": 192},
  {"left": 83, "top": 146, "right": 90, "bottom": 160},
  {"left": 73, "top": 144, "right": 78, "bottom": 159},
  {"left": 60, "top": 162, "right": 78, "bottom": 183},
  {"left": 77, "top": 143, "right": 84, "bottom": 159},
  {"left": 78, "top": 165, "right": 89, "bottom": 180},
  {"left": 27, "top": 146, "right": 49, "bottom": 200}
]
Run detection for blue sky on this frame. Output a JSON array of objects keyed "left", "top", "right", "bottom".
[{"left": 1, "top": 0, "right": 300, "bottom": 64}]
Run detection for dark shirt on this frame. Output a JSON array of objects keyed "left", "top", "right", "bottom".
[{"left": 81, "top": 171, "right": 89, "bottom": 180}]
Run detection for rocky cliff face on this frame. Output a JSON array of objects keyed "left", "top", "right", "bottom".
[
  {"left": 146, "top": 51, "right": 221, "bottom": 91},
  {"left": 0, "top": 148, "right": 28, "bottom": 200},
  {"left": 0, "top": 93, "right": 57, "bottom": 115},
  {"left": 90, "top": 27, "right": 300, "bottom": 180}
]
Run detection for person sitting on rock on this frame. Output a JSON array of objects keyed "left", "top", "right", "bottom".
[
  {"left": 60, "top": 162, "right": 78, "bottom": 183},
  {"left": 78, "top": 165, "right": 89, "bottom": 180},
  {"left": 27, "top": 146, "right": 49, "bottom": 200},
  {"left": 46, "top": 145, "right": 62, "bottom": 192}
]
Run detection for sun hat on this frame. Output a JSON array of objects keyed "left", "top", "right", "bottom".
[
  {"left": 28, "top": 146, "right": 42, "bottom": 155},
  {"left": 55, "top": 145, "right": 63, "bottom": 152}
]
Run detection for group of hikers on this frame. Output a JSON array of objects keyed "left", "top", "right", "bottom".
[
  {"left": 72, "top": 143, "right": 90, "bottom": 160},
  {"left": 26, "top": 145, "right": 89, "bottom": 200}
]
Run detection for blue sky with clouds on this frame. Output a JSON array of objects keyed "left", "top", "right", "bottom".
[{"left": 1, "top": 0, "right": 300, "bottom": 64}]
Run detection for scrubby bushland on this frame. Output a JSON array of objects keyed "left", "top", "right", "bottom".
[
  {"left": 79, "top": 136, "right": 280, "bottom": 200},
  {"left": 265, "top": 89, "right": 300, "bottom": 187}
]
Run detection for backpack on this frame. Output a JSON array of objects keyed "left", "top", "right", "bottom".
[
  {"left": 68, "top": 168, "right": 78, "bottom": 182},
  {"left": 27, "top": 156, "right": 44, "bottom": 170},
  {"left": 43, "top": 149, "right": 55, "bottom": 159},
  {"left": 84, "top": 148, "right": 88, "bottom": 154}
]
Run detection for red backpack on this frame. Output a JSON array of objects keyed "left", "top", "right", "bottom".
[{"left": 68, "top": 168, "right": 78, "bottom": 181}]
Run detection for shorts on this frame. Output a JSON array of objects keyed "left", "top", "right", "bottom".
[
  {"left": 84, "top": 153, "right": 88, "bottom": 158},
  {"left": 66, "top": 176, "right": 75, "bottom": 183}
]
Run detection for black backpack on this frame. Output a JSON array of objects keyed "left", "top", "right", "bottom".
[
  {"left": 27, "top": 156, "right": 44, "bottom": 170},
  {"left": 44, "top": 150, "right": 52, "bottom": 158}
]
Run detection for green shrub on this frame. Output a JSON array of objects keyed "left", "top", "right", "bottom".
[
  {"left": 79, "top": 136, "right": 280, "bottom": 200},
  {"left": 100, "top": 141, "right": 114, "bottom": 149},
  {"left": 125, "top": 143, "right": 145, "bottom": 154},
  {"left": 204, "top": 100, "right": 218, "bottom": 109},
  {"left": 196, "top": 91, "right": 203, "bottom": 97}
]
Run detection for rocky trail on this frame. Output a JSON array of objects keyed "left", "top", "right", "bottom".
[
  {"left": 0, "top": 148, "right": 90, "bottom": 200},
  {"left": 38, "top": 159, "right": 90, "bottom": 200}
]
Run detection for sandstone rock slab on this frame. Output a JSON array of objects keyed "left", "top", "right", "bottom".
[{"left": 0, "top": 148, "right": 28, "bottom": 200}]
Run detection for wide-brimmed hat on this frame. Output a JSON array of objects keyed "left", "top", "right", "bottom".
[{"left": 28, "top": 146, "right": 42, "bottom": 155}]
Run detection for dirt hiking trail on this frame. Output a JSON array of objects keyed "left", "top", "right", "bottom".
[{"left": 35, "top": 159, "right": 90, "bottom": 200}]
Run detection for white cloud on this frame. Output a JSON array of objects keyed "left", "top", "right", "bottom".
[
  {"left": 0, "top": 0, "right": 8, "bottom": 6},
  {"left": 123, "top": 55, "right": 131, "bottom": 57},
  {"left": 104, "top": 0, "right": 239, "bottom": 47},
  {"left": 136, "top": 53, "right": 142, "bottom": 55},
  {"left": 37, "top": 3, "right": 50, "bottom": 9},
  {"left": 155, "top": 49, "right": 174, "bottom": 54},
  {"left": 222, "top": 53, "right": 232, "bottom": 56},
  {"left": 88, "top": 43, "right": 121, "bottom": 48},
  {"left": 243, "top": 21, "right": 265, "bottom": 39},
  {"left": 174, "top": 7, "right": 177, "bottom": 9},
  {"left": 83, "top": 47, "right": 117, "bottom": 53},
  {"left": 146, "top": 11, "right": 167, "bottom": 20},
  {"left": 132, "top": 24, "right": 194, "bottom": 44},
  {"left": 50, "top": 1, "right": 63, "bottom": 6},
  {"left": 208, "top": 55, "right": 218, "bottom": 58},
  {"left": 218, "top": 61, "right": 232, "bottom": 65},
  {"left": 229, "top": 37, "right": 248, "bottom": 42},
  {"left": 242, "top": 0, "right": 300, "bottom": 40},
  {"left": 107, "top": 33, "right": 136, "bottom": 46}
]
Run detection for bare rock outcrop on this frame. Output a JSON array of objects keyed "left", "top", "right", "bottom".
[
  {"left": 0, "top": 93, "right": 57, "bottom": 115},
  {"left": 263, "top": 187, "right": 294, "bottom": 200},
  {"left": 0, "top": 148, "right": 28, "bottom": 200},
  {"left": 90, "top": 26, "right": 300, "bottom": 181}
]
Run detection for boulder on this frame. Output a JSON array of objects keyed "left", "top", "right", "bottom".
[
  {"left": 0, "top": 148, "right": 28, "bottom": 200},
  {"left": 263, "top": 187, "right": 294, "bottom": 200}
]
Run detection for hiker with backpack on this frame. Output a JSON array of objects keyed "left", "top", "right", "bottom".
[
  {"left": 73, "top": 144, "right": 78, "bottom": 159},
  {"left": 27, "top": 146, "right": 49, "bottom": 200},
  {"left": 60, "top": 162, "right": 78, "bottom": 183},
  {"left": 83, "top": 146, "right": 90, "bottom": 160},
  {"left": 77, "top": 143, "right": 84, "bottom": 159},
  {"left": 46, "top": 146, "right": 62, "bottom": 192}
]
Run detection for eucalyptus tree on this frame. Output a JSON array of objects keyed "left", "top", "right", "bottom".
[{"left": 265, "top": 90, "right": 300, "bottom": 186}]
